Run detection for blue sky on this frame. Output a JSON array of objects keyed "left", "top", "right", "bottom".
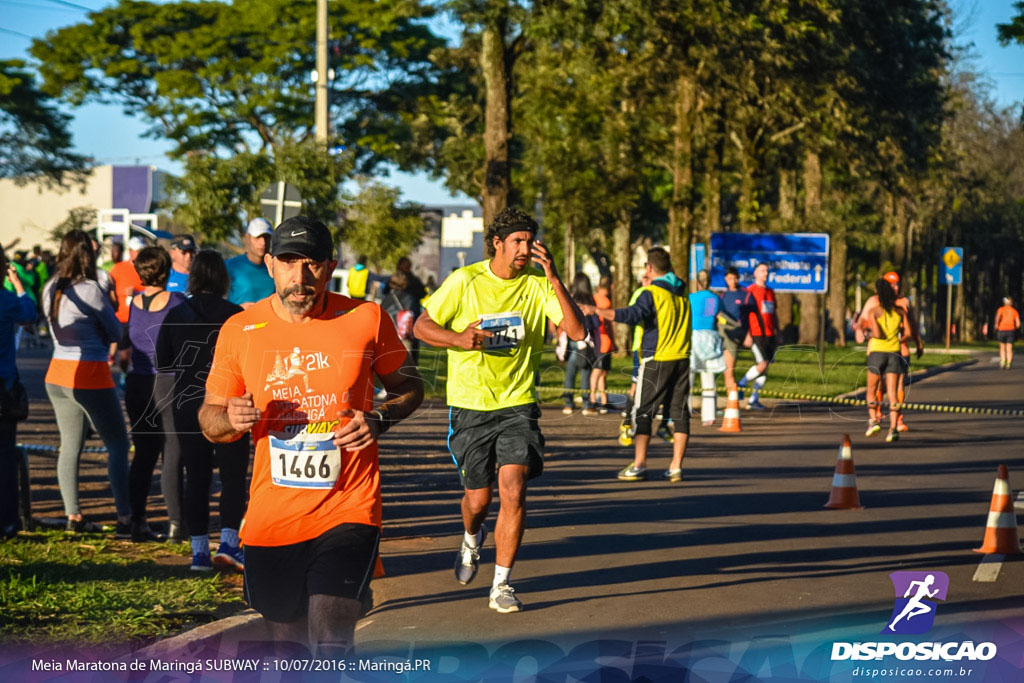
[{"left": 2, "top": 0, "right": 1022, "bottom": 205}]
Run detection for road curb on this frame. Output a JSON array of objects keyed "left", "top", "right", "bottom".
[{"left": 137, "top": 610, "right": 266, "bottom": 658}]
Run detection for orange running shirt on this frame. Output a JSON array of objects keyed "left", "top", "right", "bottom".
[
  {"left": 594, "top": 290, "right": 614, "bottom": 354},
  {"left": 996, "top": 305, "right": 1020, "bottom": 331},
  {"left": 108, "top": 260, "right": 142, "bottom": 324},
  {"left": 205, "top": 293, "right": 408, "bottom": 547}
]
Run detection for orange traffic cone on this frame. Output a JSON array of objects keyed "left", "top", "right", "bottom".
[
  {"left": 974, "top": 465, "right": 1022, "bottom": 554},
  {"left": 720, "top": 389, "right": 742, "bottom": 433},
  {"left": 824, "top": 434, "right": 863, "bottom": 509}
]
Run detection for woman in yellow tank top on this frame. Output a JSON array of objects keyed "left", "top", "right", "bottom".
[{"left": 866, "top": 278, "right": 911, "bottom": 442}]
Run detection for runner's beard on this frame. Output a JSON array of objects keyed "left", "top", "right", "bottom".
[{"left": 278, "top": 284, "right": 319, "bottom": 315}]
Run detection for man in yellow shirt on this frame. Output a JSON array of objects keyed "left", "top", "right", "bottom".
[
  {"left": 584, "top": 248, "right": 692, "bottom": 483},
  {"left": 413, "top": 207, "right": 584, "bottom": 613}
]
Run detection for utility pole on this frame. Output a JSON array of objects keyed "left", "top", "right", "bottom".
[{"left": 315, "top": 0, "right": 328, "bottom": 143}]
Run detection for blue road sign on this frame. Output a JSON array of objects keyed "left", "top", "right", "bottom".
[
  {"left": 940, "top": 247, "right": 963, "bottom": 285},
  {"left": 709, "top": 233, "right": 830, "bottom": 293}
]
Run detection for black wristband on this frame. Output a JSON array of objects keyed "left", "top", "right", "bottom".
[{"left": 369, "top": 408, "right": 392, "bottom": 434}]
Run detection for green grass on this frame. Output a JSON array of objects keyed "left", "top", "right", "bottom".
[
  {"left": 415, "top": 344, "right": 967, "bottom": 401},
  {"left": 0, "top": 530, "right": 244, "bottom": 645}
]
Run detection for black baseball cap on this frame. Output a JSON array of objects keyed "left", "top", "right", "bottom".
[
  {"left": 170, "top": 235, "right": 197, "bottom": 252},
  {"left": 271, "top": 216, "right": 334, "bottom": 262}
]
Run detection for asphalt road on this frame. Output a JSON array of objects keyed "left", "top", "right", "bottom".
[
  {"left": 12, "top": 347, "right": 1024, "bottom": 679},
  {"left": 359, "top": 357, "right": 1023, "bottom": 636}
]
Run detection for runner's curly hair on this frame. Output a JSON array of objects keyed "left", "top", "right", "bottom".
[{"left": 485, "top": 207, "right": 538, "bottom": 256}]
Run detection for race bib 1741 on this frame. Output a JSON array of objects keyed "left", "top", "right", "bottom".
[
  {"left": 479, "top": 311, "right": 526, "bottom": 351},
  {"left": 269, "top": 434, "right": 341, "bottom": 489}
]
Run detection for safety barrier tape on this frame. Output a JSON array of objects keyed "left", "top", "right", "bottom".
[
  {"left": 18, "top": 443, "right": 110, "bottom": 454},
  {"left": 752, "top": 389, "right": 1024, "bottom": 416},
  {"left": 534, "top": 384, "right": 1024, "bottom": 416}
]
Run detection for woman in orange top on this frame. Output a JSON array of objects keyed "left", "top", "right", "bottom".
[
  {"left": 995, "top": 297, "right": 1021, "bottom": 369},
  {"left": 591, "top": 275, "right": 615, "bottom": 412},
  {"left": 42, "top": 230, "right": 132, "bottom": 534}
]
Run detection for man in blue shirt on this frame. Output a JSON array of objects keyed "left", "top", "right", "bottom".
[
  {"left": 167, "top": 236, "right": 197, "bottom": 293},
  {"left": 226, "top": 218, "right": 274, "bottom": 309},
  {"left": 717, "top": 266, "right": 751, "bottom": 391},
  {"left": 689, "top": 270, "right": 725, "bottom": 426}
]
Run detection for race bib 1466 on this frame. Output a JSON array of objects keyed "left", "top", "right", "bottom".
[{"left": 269, "top": 433, "right": 341, "bottom": 489}]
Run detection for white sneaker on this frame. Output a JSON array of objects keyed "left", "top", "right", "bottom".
[{"left": 488, "top": 583, "right": 523, "bottom": 613}]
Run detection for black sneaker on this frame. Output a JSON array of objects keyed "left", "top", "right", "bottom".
[
  {"left": 131, "top": 522, "right": 165, "bottom": 543},
  {"left": 114, "top": 521, "right": 132, "bottom": 539},
  {"left": 66, "top": 518, "right": 104, "bottom": 534},
  {"left": 454, "top": 524, "right": 487, "bottom": 585}
]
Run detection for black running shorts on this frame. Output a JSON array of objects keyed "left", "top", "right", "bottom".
[
  {"left": 751, "top": 335, "right": 777, "bottom": 365},
  {"left": 867, "top": 351, "right": 907, "bottom": 377},
  {"left": 633, "top": 358, "right": 691, "bottom": 436},
  {"left": 448, "top": 403, "right": 544, "bottom": 490},
  {"left": 997, "top": 330, "right": 1016, "bottom": 344},
  {"left": 244, "top": 523, "right": 380, "bottom": 623}
]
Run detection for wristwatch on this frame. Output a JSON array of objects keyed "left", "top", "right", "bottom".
[{"left": 368, "top": 408, "right": 392, "bottom": 434}]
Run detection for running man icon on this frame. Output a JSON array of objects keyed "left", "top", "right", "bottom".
[
  {"left": 888, "top": 575, "right": 938, "bottom": 631},
  {"left": 884, "top": 571, "right": 949, "bottom": 634}
]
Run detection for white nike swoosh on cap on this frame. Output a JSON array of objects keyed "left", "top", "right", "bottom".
[{"left": 289, "top": 230, "right": 306, "bottom": 237}]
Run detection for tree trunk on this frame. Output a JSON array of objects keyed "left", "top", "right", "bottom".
[
  {"left": 776, "top": 293, "right": 794, "bottom": 342},
  {"left": 775, "top": 169, "right": 796, "bottom": 341},
  {"left": 778, "top": 169, "right": 796, "bottom": 224},
  {"left": 612, "top": 211, "right": 632, "bottom": 353},
  {"left": 799, "top": 150, "right": 822, "bottom": 345},
  {"left": 880, "top": 191, "right": 895, "bottom": 267},
  {"left": 667, "top": 72, "right": 696, "bottom": 278},
  {"left": 703, "top": 133, "right": 721, "bottom": 240},
  {"left": 481, "top": 16, "right": 511, "bottom": 231},
  {"left": 893, "top": 196, "right": 908, "bottom": 268},
  {"left": 738, "top": 146, "right": 755, "bottom": 232},
  {"left": 564, "top": 221, "right": 575, "bottom": 279},
  {"left": 828, "top": 219, "right": 848, "bottom": 345}
]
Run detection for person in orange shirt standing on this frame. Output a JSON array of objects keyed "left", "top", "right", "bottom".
[
  {"left": 199, "top": 216, "right": 423, "bottom": 655},
  {"left": 592, "top": 275, "right": 615, "bottom": 413},
  {"left": 108, "top": 236, "right": 145, "bottom": 379},
  {"left": 995, "top": 297, "right": 1021, "bottom": 369}
]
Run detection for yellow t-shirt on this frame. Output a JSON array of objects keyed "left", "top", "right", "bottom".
[
  {"left": 425, "top": 260, "right": 564, "bottom": 411},
  {"left": 868, "top": 308, "right": 902, "bottom": 353}
]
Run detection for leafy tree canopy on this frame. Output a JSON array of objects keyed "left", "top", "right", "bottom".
[
  {"left": 0, "top": 59, "right": 89, "bottom": 186},
  {"left": 30, "top": 0, "right": 446, "bottom": 172}
]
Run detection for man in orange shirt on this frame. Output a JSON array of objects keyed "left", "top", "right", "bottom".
[
  {"left": 108, "top": 236, "right": 145, "bottom": 324},
  {"left": 995, "top": 297, "right": 1021, "bottom": 369},
  {"left": 199, "top": 216, "right": 423, "bottom": 655},
  {"left": 108, "top": 236, "right": 146, "bottom": 377}
]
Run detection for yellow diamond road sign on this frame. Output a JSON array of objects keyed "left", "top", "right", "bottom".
[{"left": 943, "top": 248, "right": 960, "bottom": 269}]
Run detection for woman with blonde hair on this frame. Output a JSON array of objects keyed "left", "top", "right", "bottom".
[{"left": 43, "top": 230, "right": 132, "bottom": 534}]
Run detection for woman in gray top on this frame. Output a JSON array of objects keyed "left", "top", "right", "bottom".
[{"left": 42, "top": 230, "right": 132, "bottom": 535}]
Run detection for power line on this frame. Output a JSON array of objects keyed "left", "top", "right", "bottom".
[
  {"left": 0, "top": 0, "right": 82, "bottom": 12},
  {"left": 37, "top": 0, "right": 93, "bottom": 11},
  {"left": 0, "top": 26, "right": 33, "bottom": 39}
]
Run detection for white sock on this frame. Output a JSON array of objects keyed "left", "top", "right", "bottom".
[
  {"left": 220, "top": 528, "right": 240, "bottom": 548},
  {"left": 750, "top": 375, "right": 767, "bottom": 401},
  {"left": 464, "top": 528, "right": 482, "bottom": 549},
  {"left": 493, "top": 565, "right": 511, "bottom": 588},
  {"left": 742, "top": 366, "right": 761, "bottom": 385},
  {"left": 191, "top": 535, "right": 210, "bottom": 556}
]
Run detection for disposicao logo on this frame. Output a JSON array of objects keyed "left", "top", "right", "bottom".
[
  {"left": 831, "top": 571, "right": 997, "bottom": 663},
  {"left": 883, "top": 571, "right": 948, "bottom": 635}
]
